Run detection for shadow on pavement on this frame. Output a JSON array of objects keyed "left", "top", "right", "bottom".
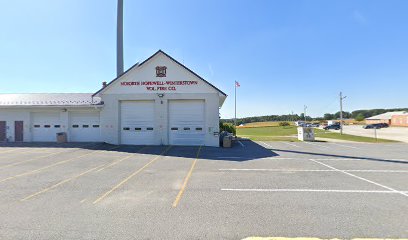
[
  {"left": 0, "top": 141, "right": 278, "bottom": 161},
  {"left": 268, "top": 148, "right": 408, "bottom": 164}
]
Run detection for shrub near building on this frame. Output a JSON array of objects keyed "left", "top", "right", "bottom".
[{"left": 220, "top": 122, "right": 236, "bottom": 135}]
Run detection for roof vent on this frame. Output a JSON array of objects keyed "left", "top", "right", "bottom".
[{"left": 102, "top": 81, "right": 107, "bottom": 88}]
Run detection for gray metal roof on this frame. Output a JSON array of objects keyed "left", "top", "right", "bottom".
[{"left": 0, "top": 93, "right": 102, "bottom": 107}]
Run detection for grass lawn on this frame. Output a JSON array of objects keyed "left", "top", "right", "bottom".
[
  {"left": 239, "top": 121, "right": 294, "bottom": 127},
  {"left": 314, "top": 129, "right": 397, "bottom": 143},
  {"left": 237, "top": 126, "right": 297, "bottom": 136},
  {"left": 236, "top": 125, "right": 396, "bottom": 143},
  {"left": 237, "top": 126, "right": 299, "bottom": 141}
]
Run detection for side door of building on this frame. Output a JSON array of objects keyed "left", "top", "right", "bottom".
[
  {"left": 15, "top": 121, "right": 24, "bottom": 142},
  {"left": 0, "top": 121, "right": 6, "bottom": 142}
]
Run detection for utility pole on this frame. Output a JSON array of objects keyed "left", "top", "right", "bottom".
[
  {"left": 339, "top": 92, "right": 347, "bottom": 135},
  {"left": 234, "top": 83, "right": 237, "bottom": 128},
  {"left": 304, "top": 105, "right": 307, "bottom": 122}
]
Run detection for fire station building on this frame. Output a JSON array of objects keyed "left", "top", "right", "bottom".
[{"left": 0, "top": 50, "right": 227, "bottom": 147}]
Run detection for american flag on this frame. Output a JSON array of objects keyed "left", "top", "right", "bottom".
[{"left": 235, "top": 81, "right": 240, "bottom": 87}]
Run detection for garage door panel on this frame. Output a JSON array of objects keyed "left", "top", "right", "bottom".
[
  {"left": 32, "top": 112, "right": 61, "bottom": 142},
  {"left": 121, "top": 101, "right": 155, "bottom": 145},
  {"left": 169, "top": 100, "right": 205, "bottom": 146},
  {"left": 69, "top": 112, "right": 101, "bottom": 142}
]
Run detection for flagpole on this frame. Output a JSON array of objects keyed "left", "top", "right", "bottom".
[{"left": 234, "top": 82, "right": 237, "bottom": 132}]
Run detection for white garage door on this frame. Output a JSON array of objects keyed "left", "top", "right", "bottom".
[
  {"left": 121, "top": 101, "right": 155, "bottom": 145},
  {"left": 32, "top": 112, "right": 61, "bottom": 142},
  {"left": 69, "top": 112, "right": 101, "bottom": 142},
  {"left": 169, "top": 100, "right": 205, "bottom": 146}
]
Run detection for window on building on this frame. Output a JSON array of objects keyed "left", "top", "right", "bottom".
[
  {"left": 44, "top": 125, "right": 51, "bottom": 128},
  {"left": 171, "top": 127, "right": 178, "bottom": 130},
  {"left": 54, "top": 125, "right": 61, "bottom": 128},
  {"left": 93, "top": 125, "right": 100, "bottom": 128},
  {"left": 196, "top": 127, "right": 203, "bottom": 131},
  {"left": 147, "top": 127, "right": 154, "bottom": 131},
  {"left": 34, "top": 125, "right": 40, "bottom": 128},
  {"left": 83, "top": 125, "right": 89, "bottom": 128},
  {"left": 135, "top": 128, "right": 142, "bottom": 131},
  {"left": 72, "top": 125, "right": 79, "bottom": 128},
  {"left": 184, "top": 127, "right": 191, "bottom": 131}
]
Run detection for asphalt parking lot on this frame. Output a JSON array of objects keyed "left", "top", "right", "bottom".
[{"left": 0, "top": 141, "right": 407, "bottom": 239}]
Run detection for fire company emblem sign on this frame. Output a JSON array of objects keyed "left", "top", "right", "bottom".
[{"left": 156, "top": 66, "right": 167, "bottom": 77}]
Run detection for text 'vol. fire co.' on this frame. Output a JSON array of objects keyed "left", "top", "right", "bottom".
[{"left": 120, "top": 81, "right": 199, "bottom": 91}]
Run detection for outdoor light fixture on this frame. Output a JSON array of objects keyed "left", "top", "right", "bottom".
[{"left": 157, "top": 93, "right": 164, "bottom": 98}]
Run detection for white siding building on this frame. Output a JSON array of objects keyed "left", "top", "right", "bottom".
[{"left": 0, "top": 50, "right": 227, "bottom": 147}]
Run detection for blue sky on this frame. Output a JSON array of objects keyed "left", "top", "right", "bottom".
[{"left": 1, "top": 0, "right": 407, "bottom": 118}]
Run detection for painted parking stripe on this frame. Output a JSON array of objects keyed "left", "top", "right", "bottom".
[
  {"left": 93, "top": 146, "right": 172, "bottom": 204},
  {"left": 218, "top": 169, "right": 408, "bottom": 173},
  {"left": 0, "top": 148, "right": 25, "bottom": 154},
  {"left": 309, "top": 159, "right": 408, "bottom": 197},
  {"left": 238, "top": 141, "right": 245, "bottom": 147},
  {"left": 330, "top": 142, "right": 359, "bottom": 149},
  {"left": 241, "top": 237, "right": 408, "bottom": 240},
  {"left": 309, "top": 158, "right": 357, "bottom": 161},
  {"left": 0, "top": 145, "right": 119, "bottom": 184},
  {"left": 221, "top": 188, "right": 399, "bottom": 193},
  {"left": 302, "top": 141, "right": 330, "bottom": 149},
  {"left": 95, "top": 147, "right": 148, "bottom": 173},
  {"left": 309, "top": 158, "right": 408, "bottom": 162},
  {"left": 278, "top": 142, "right": 299, "bottom": 148},
  {"left": 0, "top": 143, "right": 100, "bottom": 170},
  {"left": 21, "top": 163, "right": 107, "bottom": 201},
  {"left": 172, "top": 146, "right": 202, "bottom": 208},
  {"left": 261, "top": 141, "right": 299, "bottom": 149},
  {"left": 20, "top": 147, "right": 147, "bottom": 201},
  {"left": 389, "top": 158, "right": 408, "bottom": 162}
]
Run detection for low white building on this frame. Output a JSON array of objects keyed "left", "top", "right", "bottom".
[{"left": 0, "top": 50, "right": 227, "bottom": 147}]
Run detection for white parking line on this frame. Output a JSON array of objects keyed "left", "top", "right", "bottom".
[
  {"left": 220, "top": 188, "right": 400, "bottom": 194},
  {"left": 389, "top": 158, "right": 408, "bottom": 162},
  {"left": 309, "top": 159, "right": 408, "bottom": 197},
  {"left": 279, "top": 142, "right": 300, "bottom": 148},
  {"left": 330, "top": 142, "right": 359, "bottom": 149},
  {"left": 309, "top": 158, "right": 360, "bottom": 161},
  {"left": 261, "top": 141, "right": 299, "bottom": 149},
  {"left": 237, "top": 141, "right": 245, "bottom": 147},
  {"left": 302, "top": 141, "right": 330, "bottom": 149},
  {"left": 216, "top": 157, "right": 243, "bottom": 159},
  {"left": 310, "top": 158, "right": 408, "bottom": 162},
  {"left": 218, "top": 169, "right": 408, "bottom": 173}
]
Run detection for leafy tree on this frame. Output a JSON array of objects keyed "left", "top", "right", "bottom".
[
  {"left": 324, "top": 113, "right": 334, "bottom": 120},
  {"left": 355, "top": 113, "right": 365, "bottom": 121},
  {"left": 334, "top": 111, "right": 351, "bottom": 119}
]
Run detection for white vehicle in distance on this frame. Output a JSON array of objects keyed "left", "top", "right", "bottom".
[{"left": 295, "top": 121, "right": 305, "bottom": 126}]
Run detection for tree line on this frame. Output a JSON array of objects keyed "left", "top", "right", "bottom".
[
  {"left": 221, "top": 114, "right": 313, "bottom": 125},
  {"left": 324, "top": 108, "right": 408, "bottom": 121},
  {"left": 222, "top": 108, "right": 408, "bottom": 125}
]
